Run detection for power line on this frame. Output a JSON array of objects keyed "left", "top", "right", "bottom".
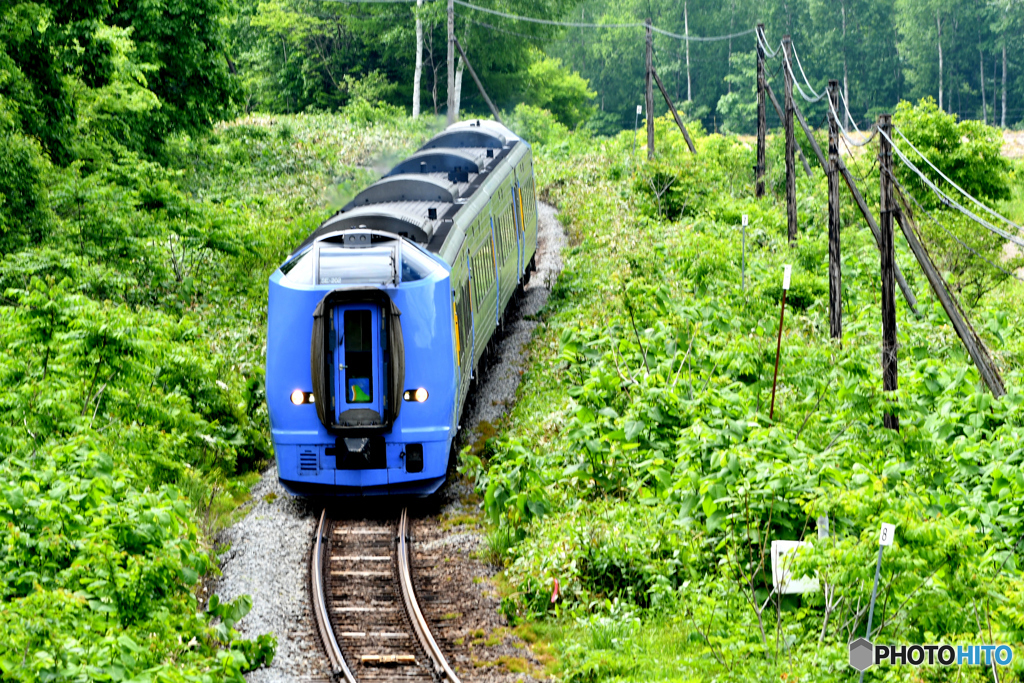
[
  {"left": 466, "top": 17, "right": 538, "bottom": 40},
  {"left": 451, "top": 0, "right": 755, "bottom": 42},
  {"left": 890, "top": 170, "right": 1024, "bottom": 284},
  {"left": 880, "top": 128, "right": 1024, "bottom": 250},
  {"left": 790, "top": 44, "right": 824, "bottom": 100},
  {"left": 894, "top": 127, "right": 1024, "bottom": 238}
]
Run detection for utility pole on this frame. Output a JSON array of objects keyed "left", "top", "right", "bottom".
[
  {"left": 756, "top": 24, "right": 766, "bottom": 198},
  {"left": 827, "top": 80, "right": 841, "bottom": 342},
  {"left": 646, "top": 19, "right": 655, "bottom": 160},
  {"left": 878, "top": 114, "right": 898, "bottom": 431},
  {"left": 413, "top": 0, "right": 423, "bottom": 118},
  {"left": 446, "top": 0, "right": 455, "bottom": 125},
  {"left": 782, "top": 35, "right": 797, "bottom": 245}
]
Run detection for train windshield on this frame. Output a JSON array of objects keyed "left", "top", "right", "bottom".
[
  {"left": 400, "top": 244, "right": 440, "bottom": 283},
  {"left": 318, "top": 246, "right": 395, "bottom": 285}
]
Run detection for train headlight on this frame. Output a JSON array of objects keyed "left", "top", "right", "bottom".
[
  {"left": 290, "top": 390, "right": 313, "bottom": 405},
  {"left": 403, "top": 388, "right": 429, "bottom": 402}
]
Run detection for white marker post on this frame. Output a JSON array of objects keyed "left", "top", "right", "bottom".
[
  {"left": 633, "top": 104, "right": 643, "bottom": 164},
  {"left": 769, "top": 265, "right": 792, "bottom": 419},
  {"left": 741, "top": 214, "right": 748, "bottom": 291},
  {"left": 859, "top": 523, "right": 895, "bottom": 682}
]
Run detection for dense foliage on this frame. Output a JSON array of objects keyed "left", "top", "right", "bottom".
[
  {"left": 465, "top": 103, "right": 1024, "bottom": 680},
  {"left": 0, "top": 97, "right": 435, "bottom": 678}
]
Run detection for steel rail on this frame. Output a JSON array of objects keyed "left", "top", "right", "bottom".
[
  {"left": 397, "top": 507, "right": 461, "bottom": 682},
  {"left": 311, "top": 508, "right": 357, "bottom": 683}
]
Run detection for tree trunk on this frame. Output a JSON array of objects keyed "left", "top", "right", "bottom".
[
  {"left": 727, "top": 2, "right": 734, "bottom": 94},
  {"left": 453, "top": 57, "right": 464, "bottom": 121},
  {"left": 1002, "top": 43, "right": 1007, "bottom": 128},
  {"left": 980, "top": 44, "right": 987, "bottom": 125},
  {"left": 685, "top": 1, "right": 691, "bottom": 102},
  {"left": 937, "top": 12, "right": 943, "bottom": 111},
  {"left": 841, "top": 1, "right": 849, "bottom": 131},
  {"left": 413, "top": 0, "right": 423, "bottom": 118},
  {"left": 446, "top": 0, "right": 455, "bottom": 124}
]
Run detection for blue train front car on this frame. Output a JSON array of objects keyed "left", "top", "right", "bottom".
[
  {"left": 267, "top": 232, "right": 457, "bottom": 496},
  {"left": 266, "top": 120, "right": 539, "bottom": 497}
]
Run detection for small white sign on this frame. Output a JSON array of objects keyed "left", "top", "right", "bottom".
[
  {"left": 742, "top": 214, "right": 749, "bottom": 227},
  {"left": 771, "top": 541, "right": 820, "bottom": 594},
  {"left": 637, "top": 104, "right": 643, "bottom": 115},
  {"left": 782, "top": 264, "right": 792, "bottom": 291},
  {"left": 879, "top": 523, "right": 896, "bottom": 546},
  {"left": 816, "top": 515, "right": 829, "bottom": 540}
]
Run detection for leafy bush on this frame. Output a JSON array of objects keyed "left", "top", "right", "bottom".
[
  {"left": 522, "top": 51, "right": 597, "bottom": 129},
  {"left": 505, "top": 104, "right": 571, "bottom": 146},
  {"left": 468, "top": 121, "right": 1024, "bottom": 680}
]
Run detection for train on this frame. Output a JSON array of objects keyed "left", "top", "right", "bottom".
[{"left": 266, "top": 119, "right": 539, "bottom": 496}]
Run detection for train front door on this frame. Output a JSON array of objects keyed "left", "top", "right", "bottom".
[{"left": 333, "top": 305, "right": 385, "bottom": 422}]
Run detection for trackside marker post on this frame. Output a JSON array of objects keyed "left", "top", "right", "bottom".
[
  {"left": 859, "top": 523, "right": 895, "bottom": 682},
  {"left": 741, "top": 214, "right": 748, "bottom": 291},
  {"left": 769, "top": 265, "right": 791, "bottom": 420}
]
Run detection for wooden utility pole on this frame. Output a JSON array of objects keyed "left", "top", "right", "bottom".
[
  {"left": 835, "top": 157, "right": 919, "bottom": 315},
  {"left": 878, "top": 114, "right": 898, "bottom": 431},
  {"left": 756, "top": 24, "right": 766, "bottom": 198},
  {"left": 766, "top": 83, "right": 813, "bottom": 177},
  {"left": 645, "top": 19, "right": 655, "bottom": 160},
  {"left": 782, "top": 36, "right": 797, "bottom": 245},
  {"left": 453, "top": 38, "right": 502, "bottom": 124},
  {"left": 652, "top": 68, "right": 697, "bottom": 153},
  {"left": 447, "top": 0, "right": 455, "bottom": 124},
  {"left": 827, "top": 80, "right": 841, "bottom": 342}
]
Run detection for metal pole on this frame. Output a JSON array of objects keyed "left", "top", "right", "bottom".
[
  {"left": 878, "top": 113, "right": 899, "bottom": 431},
  {"left": 769, "top": 265, "right": 791, "bottom": 420},
  {"left": 858, "top": 544, "right": 885, "bottom": 683}
]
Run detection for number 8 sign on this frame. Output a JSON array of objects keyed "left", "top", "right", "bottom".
[{"left": 879, "top": 523, "right": 895, "bottom": 546}]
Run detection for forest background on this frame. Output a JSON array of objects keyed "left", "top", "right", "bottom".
[{"left": 2, "top": 0, "right": 1024, "bottom": 681}]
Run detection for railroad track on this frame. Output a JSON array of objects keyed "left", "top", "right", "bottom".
[{"left": 311, "top": 507, "right": 461, "bottom": 683}]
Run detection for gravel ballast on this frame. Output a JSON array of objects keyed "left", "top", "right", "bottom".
[{"left": 214, "top": 203, "right": 565, "bottom": 682}]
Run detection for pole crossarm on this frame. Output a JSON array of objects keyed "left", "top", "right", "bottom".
[
  {"left": 891, "top": 178, "right": 1007, "bottom": 397},
  {"left": 765, "top": 83, "right": 813, "bottom": 177},
  {"left": 651, "top": 67, "right": 696, "bottom": 154},
  {"left": 835, "top": 156, "right": 920, "bottom": 315},
  {"left": 452, "top": 37, "right": 502, "bottom": 124}
]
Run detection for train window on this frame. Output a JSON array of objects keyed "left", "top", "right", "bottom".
[
  {"left": 318, "top": 246, "right": 394, "bottom": 285},
  {"left": 344, "top": 310, "right": 373, "bottom": 403},
  {"left": 401, "top": 244, "right": 438, "bottom": 283},
  {"left": 280, "top": 248, "right": 314, "bottom": 284}
]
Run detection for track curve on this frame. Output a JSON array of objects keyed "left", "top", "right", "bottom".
[{"left": 311, "top": 507, "right": 462, "bottom": 683}]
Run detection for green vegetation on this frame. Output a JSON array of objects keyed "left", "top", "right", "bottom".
[
  {"left": 0, "top": 77, "right": 434, "bottom": 679},
  {"left": 464, "top": 103, "right": 1024, "bottom": 680}
]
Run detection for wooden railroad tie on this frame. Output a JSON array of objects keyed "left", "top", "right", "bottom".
[{"left": 359, "top": 654, "right": 417, "bottom": 667}]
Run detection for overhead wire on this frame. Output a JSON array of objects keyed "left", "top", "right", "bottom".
[
  {"left": 879, "top": 128, "right": 1024, "bottom": 250},
  {"left": 756, "top": 26, "right": 780, "bottom": 58},
  {"left": 889, "top": 170, "right": 1024, "bottom": 283},
  {"left": 894, "top": 127, "right": 1024, "bottom": 238},
  {"left": 790, "top": 44, "right": 824, "bottom": 99},
  {"left": 450, "top": 0, "right": 755, "bottom": 42}
]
